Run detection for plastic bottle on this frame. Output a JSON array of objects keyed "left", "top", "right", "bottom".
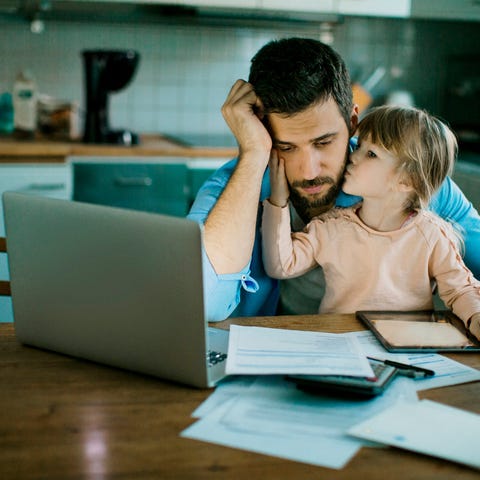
[{"left": 13, "top": 70, "right": 37, "bottom": 139}]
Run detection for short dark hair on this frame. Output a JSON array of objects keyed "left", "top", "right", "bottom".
[{"left": 248, "top": 37, "right": 353, "bottom": 128}]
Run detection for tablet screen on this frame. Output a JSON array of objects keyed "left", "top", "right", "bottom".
[{"left": 370, "top": 319, "right": 471, "bottom": 348}]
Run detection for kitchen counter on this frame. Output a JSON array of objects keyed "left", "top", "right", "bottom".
[{"left": 0, "top": 134, "right": 239, "bottom": 163}]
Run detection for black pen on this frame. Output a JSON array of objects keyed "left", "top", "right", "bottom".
[{"left": 367, "top": 356, "right": 435, "bottom": 378}]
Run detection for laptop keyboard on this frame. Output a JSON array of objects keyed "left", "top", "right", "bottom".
[{"left": 207, "top": 350, "right": 227, "bottom": 367}]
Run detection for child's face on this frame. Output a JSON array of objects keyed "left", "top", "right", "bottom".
[{"left": 343, "top": 135, "right": 402, "bottom": 199}]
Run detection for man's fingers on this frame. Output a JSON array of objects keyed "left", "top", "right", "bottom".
[
  {"left": 224, "top": 79, "right": 255, "bottom": 105},
  {"left": 269, "top": 150, "right": 279, "bottom": 172}
]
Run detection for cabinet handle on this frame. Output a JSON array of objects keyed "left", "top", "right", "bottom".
[
  {"left": 25, "top": 183, "right": 66, "bottom": 191},
  {"left": 114, "top": 177, "right": 153, "bottom": 187}
]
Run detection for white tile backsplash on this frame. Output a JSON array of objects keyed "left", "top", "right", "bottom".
[{"left": 0, "top": 16, "right": 478, "bottom": 139}]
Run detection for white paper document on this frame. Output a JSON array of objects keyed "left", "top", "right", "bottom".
[
  {"left": 191, "top": 376, "right": 256, "bottom": 418},
  {"left": 182, "top": 374, "right": 418, "bottom": 469},
  {"left": 226, "top": 325, "right": 374, "bottom": 376},
  {"left": 182, "top": 413, "right": 361, "bottom": 469},
  {"left": 182, "top": 377, "right": 361, "bottom": 469},
  {"left": 348, "top": 399, "right": 480, "bottom": 469},
  {"left": 217, "top": 375, "right": 417, "bottom": 439},
  {"left": 398, "top": 352, "right": 480, "bottom": 391}
]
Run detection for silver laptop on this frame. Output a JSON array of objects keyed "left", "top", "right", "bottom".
[{"left": 2, "top": 191, "right": 228, "bottom": 388}]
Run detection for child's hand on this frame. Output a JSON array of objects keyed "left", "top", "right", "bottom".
[
  {"left": 469, "top": 313, "right": 480, "bottom": 341},
  {"left": 268, "top": 150, "right": 289, "bottom": 207}
]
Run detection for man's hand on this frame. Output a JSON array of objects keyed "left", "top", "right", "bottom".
[
  {"left": 268, "top": 150, "right": 289, "bottom": 208},
  {"left": 221, "top": 79, "right": 272, "bottom": 159},
  {"left": 469, "top": 312, "right": 480, "bottom": 341}
]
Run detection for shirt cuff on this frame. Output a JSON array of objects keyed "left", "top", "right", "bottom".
[{"left": 201, "top": 248, "right": 259, "bottom": 321}]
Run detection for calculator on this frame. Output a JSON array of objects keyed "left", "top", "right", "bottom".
[{"left": 286, "top": 360, "right": 397, "bottom": 398}]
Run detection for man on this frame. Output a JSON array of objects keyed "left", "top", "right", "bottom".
[{"left": 188, "top": 37, "right": 480, "bottom": 321}]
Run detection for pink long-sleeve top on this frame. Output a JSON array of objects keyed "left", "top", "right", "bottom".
[{"left": 262, "top": 201, "right": 480, "bottom": 325}]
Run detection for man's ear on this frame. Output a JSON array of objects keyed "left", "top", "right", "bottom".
[{"left": 349, "top": 105, "right": 359, "bottom": 136}]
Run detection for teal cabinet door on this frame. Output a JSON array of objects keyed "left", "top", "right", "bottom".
[{"left": 73, "top": 162, "right": 190, "bottom": 217}]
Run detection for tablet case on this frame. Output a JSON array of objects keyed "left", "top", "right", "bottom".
[{"left": 356, "top": 310, "right": 480, "bottom": 353}]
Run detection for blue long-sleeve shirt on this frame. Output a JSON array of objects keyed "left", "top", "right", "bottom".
[{"left": 188, "top": 154, "right": 480, "bottom": 322}]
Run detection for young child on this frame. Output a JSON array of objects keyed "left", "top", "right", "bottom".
[{"left": 262, "top": 105, "right": 480, "bottom": 340}]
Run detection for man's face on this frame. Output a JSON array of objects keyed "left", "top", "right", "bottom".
[{"left": 268, "top": 98, "right": 356, "bottom": 222}]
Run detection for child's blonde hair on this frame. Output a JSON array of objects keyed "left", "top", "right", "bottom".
[{"left": 356, "top": 105, "right": 458, "bottom": 210}]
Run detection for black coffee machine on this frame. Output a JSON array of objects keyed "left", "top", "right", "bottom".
[{"left": 82, "top": 49, "right": 140, "bottom": 145}]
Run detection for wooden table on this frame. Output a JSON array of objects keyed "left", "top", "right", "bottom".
[{"left": 1, "top": 315, "right": 479, "bottom": 479}]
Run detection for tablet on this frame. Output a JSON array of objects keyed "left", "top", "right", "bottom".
[{"left": 356, "top": 310, "right": 480, "bottom": 352}]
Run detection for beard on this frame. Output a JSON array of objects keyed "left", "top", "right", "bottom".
[
  {"left": 288, "top": 150, "right": 349, "bottom": 223},
  {"left": 289, "top": 179, "right": 340, "bottom": 223}
]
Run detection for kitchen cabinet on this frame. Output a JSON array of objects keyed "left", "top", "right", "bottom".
[
  {"left": 56, "top": 0, "right": 413, "bottom": 19},
  {"left": 136, "top": 0, "right": 333, "bottom": 9},
  {"left": 0, "top": 163, "right": 72, "bottom": 323},
  {"left": 72, "top": 160, "right": 191, "bottom": 217},
  {"left": 411, "top": 0, "right": 480, "bottom": 21},
  {"left": 182, "top": 0, "right": 257, "bottom": 7},
  {"left": 71, "top": 157, "right": 228, "bottom": 216},
  {"left": 337, "top": 0, "right": 411, "bottom": 17},
  {"left": 24, "top": 0, "right": 480, "bottom": 21},
  {"left": 258, "top": 0, "right": 336, "bottom": 13},
  {"left": 62, "top": 0, "right": 258, "bottom": 6},
  {"left": 182, "top": 0, "right": 411, "bottom": 17},
  {"left": 0, "top": 164, "right": 72, "bottom": 236}
]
